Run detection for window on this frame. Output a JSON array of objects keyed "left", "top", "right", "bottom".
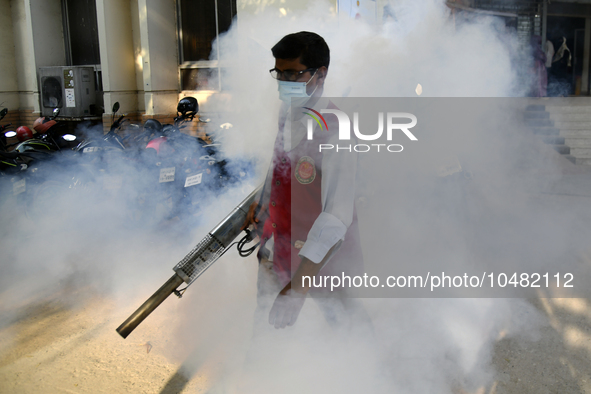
[
  {"left": 177, "top": 0, "right": 236, "bottom": 91},
  {"left": 61, "top": 0, "right": 101, "bottom": 66},
  {"left": 61, "top": 0, "right": 102, "bottom": 106}
]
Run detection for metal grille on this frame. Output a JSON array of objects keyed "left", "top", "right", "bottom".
[
  {"left": 472, "top": 0, "right": 543, "bottom": 49},
  {"left": 173, "top": 233, "right": 227, "bottom": 285},
  {"left": 473, "top": 0, "right": 541, "bottom": 15},
  {"left": 453, "top": 0, "right": 544, "bottom": 48},
  {"left": 518, "top": 15, "right": 534, "bottom": 47}
]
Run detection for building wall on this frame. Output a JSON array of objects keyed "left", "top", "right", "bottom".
[
  {"left": 0, "top": 0, "right": 20, "bottom": 111},
  {"left": 5, "top": 0, "right": 358, "bottom": 133}
]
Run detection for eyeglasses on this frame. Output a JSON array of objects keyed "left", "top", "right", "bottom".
[{"left": 269, "top": 68, "right": 318, "bottom": 82}]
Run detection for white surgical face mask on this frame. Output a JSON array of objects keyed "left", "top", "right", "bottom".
[{"left": 277, "top": 70, "right": 318, "bottom": 107}]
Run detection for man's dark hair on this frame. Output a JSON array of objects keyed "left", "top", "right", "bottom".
[{"left": 271, "top": 31, "right": 330, "bottom": 69}]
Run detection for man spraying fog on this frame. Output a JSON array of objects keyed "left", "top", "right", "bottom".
[{"left": 243, "top": 31, "right": 368, "bottom": 330}]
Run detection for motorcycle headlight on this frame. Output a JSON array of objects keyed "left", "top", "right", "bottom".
[{"left": 62, "top": 134, "right": 76, "bottom": 141}]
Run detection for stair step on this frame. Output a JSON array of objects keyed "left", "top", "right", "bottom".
[
  {"left": 553, "top": 145, "right": 571, "bottom": 154},
  {"left": 525, "top": 111, "right": 550, "bottom": 119},
  {"left": 575, "top": 157, "right": 591, "bottom": 165},
  {"left": 533, "top": 127, "right": 560, "bottom": 135},
  {"left": 559, "top": 129, "right": 591, "bottom": 138},
  {"left": 542, "top": 136, "right": 565, "bottom": 145},
  {"left": 526, "top": 104, "right": 546, "bottom": 112},
  {"left": 546, "top": 106, "right": 591, "bottom": 114},
  {"left": 563, "top": 154, "right": 577, "bottom": 163},
  {"left": 569, "top": 147, "right": 591, "bottom": 158},
  {"left": 524, "top": 104, "right": 580, "bottom": 164},
  {"left": 554, "top": 121, "right": 591, "bottom": 129},
  {"left": 527, "top": 118, "right": 554, "bottom": 127},
  {"left": 550, "top": 113, "right": 591, "bottom": 121},
  {"left": 564, "top": 138, "right": 591, "bottom": 148}
]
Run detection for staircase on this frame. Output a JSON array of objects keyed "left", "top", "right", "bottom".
[{"left": 526, "top": 98, "right": 591, "bottom": 165}]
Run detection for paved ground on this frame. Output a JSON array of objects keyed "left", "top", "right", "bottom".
[
  {"left": 487, "top": 143, "right": 591, "bottom": 394},
  {"left": 1, "top": 142, "right": 590, "bottom": 393}
]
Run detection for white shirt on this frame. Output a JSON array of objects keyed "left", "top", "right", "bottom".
[
  {"left": 545, "top": 40, "right": 554, "bottom": 68},
  {"left": 261, "top": 99, "right": 357, "bottom": 264}
]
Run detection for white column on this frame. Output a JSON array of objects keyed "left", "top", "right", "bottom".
[
  {"left": 96, "top": 0, "right": 139, "bottom": 114},
  {"left": 1, "top": 0, "right": 20, "bottom": 110},
  {"left": 138, "top": 0, "right": 179, "bottom": 116},
  {"left": 10, "top": 0, "right": 64, "bottom": 112},
  {"left": 9, "top": 0, "right": 65, "bottom": 112}
]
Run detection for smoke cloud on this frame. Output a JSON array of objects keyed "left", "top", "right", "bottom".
[{"left": 1, "top": 0, "right": 587, "bottom": 393}]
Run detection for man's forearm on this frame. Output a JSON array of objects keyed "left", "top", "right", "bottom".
[
  {"left": 291, "top": 241, "right": 342, "bottom": 294},
  {"left": 291, "top": 257, "right": 323, "bottom": 294}
]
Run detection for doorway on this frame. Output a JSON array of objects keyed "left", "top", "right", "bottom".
[{"left": 546, "top": 16, "right": 585, "bottom": 96}]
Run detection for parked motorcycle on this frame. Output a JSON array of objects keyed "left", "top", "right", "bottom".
[
  {"left": 7, "top": 108, "right": 78, "bottom": 158},
  {"left": 135, "top": 97, "right": 237, "bottom": 223},
  {"left": 75, "top": 102, "right": 127, "bottom": 155},
  {"left": 2, "top": 109, "right": 90, "bottom": 217},
  {"left": 0, "top": 108, "right": 13, "bottom": 151},
  {"left": 0, "top": 109, "right": 39, "bottom": 175}
]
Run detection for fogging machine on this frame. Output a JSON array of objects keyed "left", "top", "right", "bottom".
[{"left": 116, "top": 185, "right": 262, "bottom": 338}]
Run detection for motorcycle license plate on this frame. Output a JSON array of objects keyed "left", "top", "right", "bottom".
[
  {"left": 13, "top": 179, "right": 26, "bottom": 195},
  {"left": 159, "top": 167, "right": 175, "bottom": 183},
  {"left": 184, "top": 173, "right": 203, "bottom": 187}
]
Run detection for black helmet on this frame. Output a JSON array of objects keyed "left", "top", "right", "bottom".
[
  {"left": 144, "top": 119, "right": 163, "bottom": 133},
  {"left": 177, "top": 97, "right": 198, "bottom": 117}
]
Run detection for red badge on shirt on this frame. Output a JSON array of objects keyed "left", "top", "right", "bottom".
[{"left": 295, "top": 156, "right": 316, "bottom": 184}]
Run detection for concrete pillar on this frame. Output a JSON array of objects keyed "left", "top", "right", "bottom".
[
  {"left": 10, "top": 0, "right": 40, "bottom": 112},
  {"left": 138, "top": 0, "right": 178, "bottom": 116},
  {"left": 583, "top": 17, "right": 591, "bottom": 95},
  {"left": 9, "top": 0, "right": 65, "bottom": 116},
  {"left": 1, "top": 0, "right": 20, "bottom": 111},
  {"left": 96, "top": 0, "right": 139, "bottom": 115}
]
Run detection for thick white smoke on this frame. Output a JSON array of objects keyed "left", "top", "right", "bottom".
[
  {"left": 163, "top": 1, "right": 561, "bottom": 394},
  {"left": 1, "top": 0, "right": 584, "bottom": 393}
]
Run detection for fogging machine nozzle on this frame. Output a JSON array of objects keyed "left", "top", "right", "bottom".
[{"left": 116, "top": 185, "right": 262, "bottom": 339}]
